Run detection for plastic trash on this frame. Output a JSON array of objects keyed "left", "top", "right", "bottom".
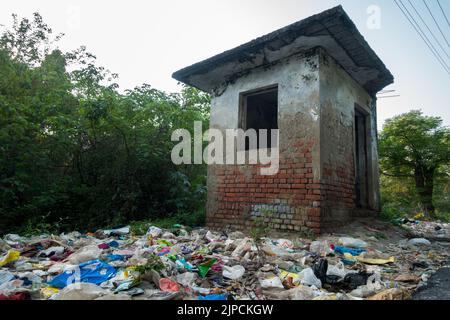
[
  {"left": 48, "top": 260, "right": 116, "bottom": 289},
  {"left": 159, "top": 278, "right": 180, "bottom": 292},
  {"left": 0, "top": 292, "right": 30, "bottom": 300},
  {"left": 103, "top": 226, "right": 130, "bottom": 236},
  {"left": 39, "top": 246, "right": 65, "bottom": 257},
  {"left": 343, "top": 272, "right": 371, "bottom": 290},
  {"left": 350, "top": 273, "right": 382, "bottom": 298},
  {"left": 367, "top": 288, "right": 412, "bottom": 300},
  {"left": 298, "top": 268, "right": 322, "bottom": 288},
  {"left": 198, "top": 258, "right": 217, "bottom": 278},
  {"left": 198, "top": 294, "right": 227, "bottom": 300},
  {"left": 0, "top": 250, "right": 20, "bottom": 267},
  {"left": 259, "top": 276, "right": 284, "bottom": 289},
  {"left": 394, "top": 274, "right": 421, "bottom": 283},
  {"left": 279, "top": 270, "right": 300, "bottom": 285},
  {"left": 222, "top": 265, "right": 245, "bottom": 280},
  {"left": 334, "top": 246, "right": 367, "bottom": 256},
  {"left": 309, "top": 240, "right": 333, "bottom": 256},
  {"left": 338, "top": 237, "right": 368, "bottom": 248},
  {"left": 0, "top": 270, "right": 15, "bottom": 285},
  {"left": 67, "top": 245, "right": 102, "bottom": 264},
  {"left": 353, "top": 254, "right": 395, "bottom": 265},
  {"left": 175, "top": 258, "right": 194, "bottom": 271},
  {"left": 53, "top": 283, "right": 108, "bottom": 300},
  {"left": 146, "top": 226, "right": 162, "bottom": 238},
  {"left": 312, "top": 259, "right": 328, "bottom": 284},
  {"left": 176, "top": 272, "right": 197, "bottom": 287},
  {"left": 276, "top": 239, "right": 294, "bottom": 249},
  {"left": 408, "top": 238, "right": 431, "bottom": 246},
  {"left": 327, "top": 262, "right": 349, "bottom": 278},
  {"left": 231, "top": 238, "right": 254, "bottom": 257}
]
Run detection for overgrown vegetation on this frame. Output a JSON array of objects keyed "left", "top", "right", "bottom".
[{"left": 0, "top": 13, "right": 210, "bottom": 235}]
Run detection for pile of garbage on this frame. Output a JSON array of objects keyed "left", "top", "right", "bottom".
[
  {"left": 398, "top": 218, "right": 450, "bottom": 241},
  {"left": 0, "top": 223, "right": 449, "bottom": 300}
]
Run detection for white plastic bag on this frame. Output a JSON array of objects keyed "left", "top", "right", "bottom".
[
  {"left": 350, "top": 273, "right": 382, "bottom": 298},
  {"left": 310, "top": 240, "right": 333, "bottom": 256},
  {"left": 298, "top": 268, "right": 322, "bottom": 288},
  {"left": 53, "top": 283, "right": 107, "bottom": 300},
  {"left": 326, "top": 262, "right": 348, "bottom": 278},
  {"left": 408, "top": 238, "right": 431, "bottom": 246},
  {"left": 338, "top": 237, "right": 368, "bottom": 248},
  {"left": 223, "top": 265, "right": 245, "bottom": 280},
  {"left": 176, "top": 272, "right": 197, "bottom": 287},
  {"left": 67, "top": 245, "right": 101, "bottom": 264},
  {"left": 259, "top": 276, "right": 284, "bottom": 289},
  {"left": 146, "top": 226, "right": 162, "bottom": 238}
]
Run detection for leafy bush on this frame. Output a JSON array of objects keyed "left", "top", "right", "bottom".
[{"left": 0, "top": 13, "right": 210, "bottom": 235}]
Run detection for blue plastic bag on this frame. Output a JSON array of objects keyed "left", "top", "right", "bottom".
[
  {"left": 198, "top": 294, "right": 227, "bottom": 300},
  {"left": 334, "top": 246, "right": 366, "bottom": 256},
  {"left": 48, "top": 260, "right": 116, "bottom": 289}
]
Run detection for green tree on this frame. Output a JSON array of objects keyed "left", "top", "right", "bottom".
[
  {"left": 379, "top": 110, "right": 450, "bottom": 218},
  {"left": 0, "top": 13, "right": 210, "bottom": 234}
]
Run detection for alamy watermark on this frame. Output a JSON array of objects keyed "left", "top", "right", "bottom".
[{"left": 171, "top": 121, "right": 280, "bottom": 175}]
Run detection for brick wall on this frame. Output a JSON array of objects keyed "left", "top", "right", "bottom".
[{"left": 206, "top": 138, "right": 323, "bottom": 234}]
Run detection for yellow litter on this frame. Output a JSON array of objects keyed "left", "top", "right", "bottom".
[
  {"left": 0, "top": 250, "right": 20, "bottom": 267},
  {"left": 279, "top": 270, "right": 300, "bottom": 284},
  {"left": 343, "top": 253, "right": 395, "bottom": 265},
  {"left": 41, "top": 287, "right": 60, "bottom": 299}
]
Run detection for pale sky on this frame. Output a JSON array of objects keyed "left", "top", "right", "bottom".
[{"left": 1, "top": 0, "right": 449, "bottom": 129}]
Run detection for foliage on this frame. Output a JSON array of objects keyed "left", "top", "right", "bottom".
[
  {"left": 379, "top": 110, "right": 450, "bottom": 218},
  {"left": 0, "top": 13, "right": 210, "bottom": 235},
  {"left": 134, "top": 254, "right": 165, "bottom": 274},
  {"left": 250, "top": 209, "right": 274, "bottom": 242}
]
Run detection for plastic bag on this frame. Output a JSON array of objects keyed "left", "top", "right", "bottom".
[
  {"left": 327, "top": 262, "right": 353, "bottom": 278},
  {"left": 309, "top": 240, "right": 333, "bottom": 256},
  {"left": 408, "top": 238, "right": 431, "bottom": 246},
  {"left": 159, "top": 278, "right": 180, "bottom": 292},
  {"left": 0, "top": 270, "right": 15, "bottom": 285},
  {"left": 198, "top": 258, "right": 217, "bottom": 278},
  {"left": 259, "top": 276, "right": 284, "bottom": 289},
  {"left": 48, "top": 259, "right": 116, "bottom": 289},
  {"left": 67, "top": 245, "right": 101, "bottom": 264},
  {"left": 276, "top": 239, "right": 294, "bottom": 249},
  {"left": 53, "top": 283, "right": 107, "bottom": 300},
  {"left": 231, "top": 238, "right": 253, "bottom": 257},
  {"left": 338, "top": 237, "right": 368, "bottom": 248},
  {"left": 39, "top": 246, "right": 65, "bottom": 257},
  {"left": 312, "top": 259, "right": 328, "bottom": 284},
  {"left": 146, "top": 226, "right": 162, "bottom": 238},
  {"left": 334, "top": 246, "right": 366, "bottom": 256},
  {"left": 279, "top": 270, "right": 300, "bottom": 285},
  {"left": 222, "top": 265, "right": 245, "bottom": 280},
  {"left": 176, "top": 272, "right": 197, "bottom": 287},
  {"left": 198, "top": 294, "right": 227, "bottom": 300},
  {"left": 298, "top": 268, "right": 322, "bottom": 288},
  {"left": 103, "top": 226, "right": 130, "bottom": 236},
  {"left": 0, "top": 250, "right": 20, "bottom": 267},
  {"left": 350, "top": 273, "right": 382, "bottom": 298}
]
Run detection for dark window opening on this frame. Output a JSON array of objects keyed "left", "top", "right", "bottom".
[{"left": 240, "top": 86, "right": 278, "bottom": 150}]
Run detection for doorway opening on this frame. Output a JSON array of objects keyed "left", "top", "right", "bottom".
[{"left": 354, "top": 107, "right": 369, "bottom": 208}]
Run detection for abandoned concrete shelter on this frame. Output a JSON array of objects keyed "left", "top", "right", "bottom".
[{"left": 172, "top": 6, "right": 394, "bottom": 234}]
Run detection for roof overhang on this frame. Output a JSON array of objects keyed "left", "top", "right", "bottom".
[{"left": 172, "top": 6, "right": 393, "bottom": 96}]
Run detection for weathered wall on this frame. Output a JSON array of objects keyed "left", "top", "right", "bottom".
[
  {"left": 318, "top": 48, "right": 379, "bottom": 230},
  {"left": 206, "top": 50, "right": 322, "bottom": 234},
  {"left": 206, "top": 47, "right": 380, "bottom": 234}
]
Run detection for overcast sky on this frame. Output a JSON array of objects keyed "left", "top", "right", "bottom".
[{"left": 1, "top": 0, "right": 449, "bottom": 129}]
